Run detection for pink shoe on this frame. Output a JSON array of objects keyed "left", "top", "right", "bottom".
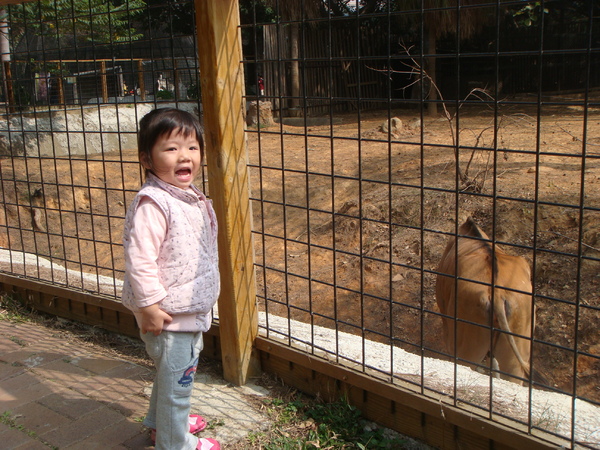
[
  {"left": 197, "top": 438, "right": 220, "bottom": 450},
  {"left": 149, "top": 414, "right": 208, "bottom": 443},
  {"left": 188, "top": 414, "right": 208, "bottom": 434}
]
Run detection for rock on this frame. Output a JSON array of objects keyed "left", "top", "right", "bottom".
[
  {"left": 246, "top": 101, "right": 274, "bottom": 127},
  {"left": 380, "top": 117, "right": 402, "bottom": 135},
  {"left": 407, "top": 117, "right": 421, "bottom": 130}
]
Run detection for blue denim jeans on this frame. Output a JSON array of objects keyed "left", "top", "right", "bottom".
[{"left": 141, "top": 330, "right": 203, "bottom": 450}]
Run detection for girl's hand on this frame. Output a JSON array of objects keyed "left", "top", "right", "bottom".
[{"left": 140, "top": 303, "right": 173, "bottom": 336}]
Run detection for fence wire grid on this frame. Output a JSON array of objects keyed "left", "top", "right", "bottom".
[{"left": 0, "top": 0, "right": 599, "bottom": 448}]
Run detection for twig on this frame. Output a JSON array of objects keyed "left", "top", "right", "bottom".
[
  {"left": 556, "top": 123, "right": 600, "bottom": 153},
  {"left": 539, "top": 230, "right": 600, "bottom": 252}
]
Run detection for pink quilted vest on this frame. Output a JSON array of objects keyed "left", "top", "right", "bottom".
[{"left": 121, "top": 173, "right": 220, "bottom": 323}]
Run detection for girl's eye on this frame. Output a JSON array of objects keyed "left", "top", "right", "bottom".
[{"left": 190, "top": 146, "right": 199, "bottom": 151}]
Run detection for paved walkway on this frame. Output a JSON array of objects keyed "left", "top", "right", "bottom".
[{"left": 0, "top": 319, "right": 271, "bottom": 449}]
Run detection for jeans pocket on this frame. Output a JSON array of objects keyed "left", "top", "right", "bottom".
[{"left": 141, "top": 332, "right": 162, "bottom": 360}]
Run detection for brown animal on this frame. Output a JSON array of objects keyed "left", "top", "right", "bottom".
[{"left": 436, "top": 217, "right": 534, "bottom": 384}]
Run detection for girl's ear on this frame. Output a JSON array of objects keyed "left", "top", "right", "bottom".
[{"left": 139, "top": 152, "right": 152, "bottom": 170}]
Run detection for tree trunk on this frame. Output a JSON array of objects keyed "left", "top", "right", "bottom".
[
  {"left": 426, "top": 26, "right": 438, "bottom": 117},
  {"left": 0, "top": 12, "right": 10, "bottom": 105},
  {"left": 288, "top": 22, "right": 301, "bottom": 117}
]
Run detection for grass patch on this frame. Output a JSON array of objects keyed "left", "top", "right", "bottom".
[
  {"left": 9, "top": 335, "right": 27, "bottom": 347},
  {"left": 0, "top": 411, "right": 57, "bottom": 449},
  {"left": 0, "top": 293, "right": 36, "bottom": 323},
  {"left": 240, "top": 389, "right": 412, "bottom": 449}
]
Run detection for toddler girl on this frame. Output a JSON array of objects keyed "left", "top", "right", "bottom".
[{"left": 122, "top": 108, "right": 220, "bottom": 450}]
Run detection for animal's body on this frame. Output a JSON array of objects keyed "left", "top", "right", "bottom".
[{"left": 436, "top": 217, "right": 534, "bottom": 384}]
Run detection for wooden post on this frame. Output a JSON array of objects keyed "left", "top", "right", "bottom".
[
  {"left": 3, "top": 60, "right": 15, "bottom": 112},
  {"left": 137, "top": 60, "right": 145, "bottom": 100},
  {"left": 100, "top": 61, "right": 108, "bottom": 103},
  {"left": 55, "top": 62, "right": 64, "bottom": 105},
  {"left": 174, "top": 59, "right": 180, "bottom": 99},
  {"left": 194, "top": 0, "right": 259, "bottom": 385}
]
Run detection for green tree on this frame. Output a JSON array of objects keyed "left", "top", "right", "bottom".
[
  {"left": 1, "top": 0, "right": 145, "bottom": 105},
  {"left": 6, "top": 0, "right": 146, "bottom": 48},
  {"left": 512, "top": 0, "right": 599, "bottom": 28},
  {"left": 145, "top": 0, "right": 194, "bottom": 36}
]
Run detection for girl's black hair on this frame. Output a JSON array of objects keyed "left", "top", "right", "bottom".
[{"left": 137, "top": 108, "right": 204, "bottom": 176}]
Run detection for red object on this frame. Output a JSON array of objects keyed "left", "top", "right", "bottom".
[{"left": 258, "top": 76, "right": 265, "bottom": 95}]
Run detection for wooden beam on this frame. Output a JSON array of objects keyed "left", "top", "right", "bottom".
[
  {"left": 0, "top": 272, "right": 130, "bottom": 314},
  {"left": 0, "top": 272, "right": 223, "bottom": 359},
  {"left": 0, "top": 273, "right": 140, "bottom": 338},
  {"left": 194, "top": 0, "right": 259, "bottom": 386},
  {"left": 137, "top": 60, "right": 145, "bottom": 101},
  {"left": 3, "top": 60, "right": 14, "bottom": 112},
  {"left": 100, "top": 61, "right": 108, "bottom": 103}
]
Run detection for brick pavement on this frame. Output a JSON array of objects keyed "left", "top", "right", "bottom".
[
  {"left": 0, "top": 318, "right": 272, "bottom": 449},
  {"left": 0, "top": 319, "right": 155, "bottom": 449}
]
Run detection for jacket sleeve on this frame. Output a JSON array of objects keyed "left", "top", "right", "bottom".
[{"left": 124, "top": 196, "right": 168, "bottom": 308}]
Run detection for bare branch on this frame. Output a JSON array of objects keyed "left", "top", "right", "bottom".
[
  {"left": 556, "top": 123, "right": 600, "bottom": 154},
  {"left": 368, "top": 44, "right": 507, "bottom": 193},
  {"left": 539, "top": 230, "right": 600, "bottom": 253}
]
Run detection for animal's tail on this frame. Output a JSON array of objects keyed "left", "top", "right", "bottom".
[
  {"left": 492, "top": 295, "right": 531, "bottom": 379},
  {"left": 463, "top": 217, "right": 538, "bottom": 382}
]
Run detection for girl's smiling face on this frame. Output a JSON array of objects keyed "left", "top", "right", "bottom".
[{"left": 142, "top": 128, "right": 202, "bottom": 189}]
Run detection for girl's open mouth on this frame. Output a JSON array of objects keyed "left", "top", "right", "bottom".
[{"left": 176, "top": 168, "right": 192, "bottom": 181}]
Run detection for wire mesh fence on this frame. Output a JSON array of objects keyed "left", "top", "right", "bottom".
[
  {"left": 0, "top": 0, "right": 204, "bottom": 297},
  {"left": 242, "top": 1, "right": 600, "bottom": 447},
  {"left": 0, "top": 0, "right": 599, "bottom": 448}
]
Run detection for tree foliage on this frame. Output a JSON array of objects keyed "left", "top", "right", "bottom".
[
  {"left": 144, "top": 0, "right": 194, "bottom": 36},
  {"left": 6, "top": 0, "right": 146, "bottom": 49},
  {"left": 510, "top": 0, "right": 599, "bottom": 28}
]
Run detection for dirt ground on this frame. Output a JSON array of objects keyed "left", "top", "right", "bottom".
[
  {"left": 1, "top": 98, "right": 599, "bottom": 406},
  {"left": 246, "top": 99, "right": 600, "bottom": 404}
]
